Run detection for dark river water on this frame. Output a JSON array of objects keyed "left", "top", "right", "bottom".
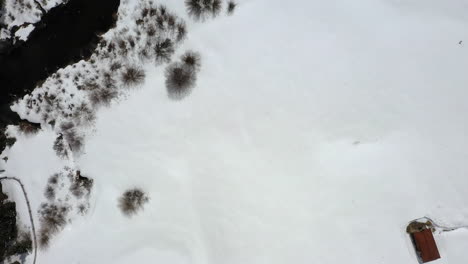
[{"left": 0, "top": 0, "right": 120, "bottom": 151}]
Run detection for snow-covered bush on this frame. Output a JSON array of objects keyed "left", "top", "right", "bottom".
[{"left": 118, "top": 188, "right": 149, "bottom": 217}]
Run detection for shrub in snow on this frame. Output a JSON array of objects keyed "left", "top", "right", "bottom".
[
  {"left": 118, "top": 188, "right": 149, "bottom": 217},
  {"left": 69, "top": 171, "right": 93, "bottom": 199},
  {"left": 77, "top": 204, "right": 89, "bottom": 215},
  {"left": 89, "top": 87, "right": 118, "bottom": 107},
  {"left": 165, "top": 62, "right": 197, "bottom": 100},
  {"left": 154, "top": 38, "right": 175, "bottom": 64},
  {"left": 165, "top": 51, "right": 202, "bottom": 100},
  {"left": 181, "top": 50, "right": 202, "bottom": 70},
  {"left": 18, "top": 121, "right": 40, "bottom": 135},
  {"left": 38, "top": 203, "right": 70, "bottom": 248},
  {"left": 63, "top": 129, "right": 84, "bottom": 153},
  {"left": 53, "top": 134, "right": 68, "bottom": 159},
  {"left": 116, "top": 38, "right": 129, "bottom": 56},
  {"left": 227, "top": 1, "right": 237, "bottom": 15},
  {"left": 73, "top": 102, "right": 96, "bottom": 125},
  {"left": 78, "top": 80, "right": 100, "bottom": 91},
  {"left": 185, "top": 0, "right": 222, "bottom": 21},
  {"left": 59, "top": 121, "right": 74, "bottom": 131},
  {"left": 121, "top": 65, "right": 146, "bottom": 87},
  {"left": 44, "top": 184, "right": 56, "bottom": 200}
]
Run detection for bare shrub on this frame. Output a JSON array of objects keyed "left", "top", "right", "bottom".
[
  {"left": 116, "top": 38, "right": 129, "bottom": 55},
  {"left": 89, "top": 88, "right": 118, "bottom": 107},
  {"left": 38, "top": 203, "right": 70, "bottom": 248},
  {"left": 48, "top": 173, "right": 60, "bottom": 185},
  {"left": 70, "top": 171, "right": 94, "bottom": 199},
  {"left": 44, "top": 185, "right": 56, "bottom": 200},
  {"left": 110, "top": 61, "right": 122, "bottom": 71},
  {"left": 5, "top": 136, "right": 16, "bottom": 148},
  {"left": 38, "top": 227, "right": 51, "bottom": 249},
  {"left": 154, "top": 38, "right": 175, "bottom": 64},
  {"left": 63, "top": 129, "right": 84, "bottom": 153},
  {"left": 53, "top": 134, "right": 68, "bottom": 159},
  {"left": 185, "top": 0, "right": 222, "bottom": 21},
  {"left": 185, "top": 0, "right": 205, "bottom": 20},
  {"left": 77, "top": 204, "right": 89, "bottom": 215},
  {"left": 102, "top": 71, "right": 117, "bottom": 90},
  {"left": 121, "top": 65, "right": 146, "bottom": 87},
  {"left": 73, "top": 103, "right": 96, "bottom": 125},
  {"left": 78, "top": 80, "right": 99, "bottom": 91},
  {"left": 59, "top": 121, "right": 74, "bottom": 132},
  {"left": 118, "top": 188, "right": 149, "bottom": 217},
  {"left": 38, "top": 203, "right": 69, "bottom": 231},
  {"left": 210, "top": 0, "right": 222, "bottom": 16},
  {"left": 227, "top": 1, "right": 237, "bottom": 14},
  {"left": 181, "top": 50, "right": 201, "bottom": 71},
  {"left": 176, "top": 22, "right": 187, "bottom": 42},
  {"left": 6, "top": 231, "right": 32, "bottom": 256},
  {"left": 165, "top": 62, "right": 197, "bottom": 100}
]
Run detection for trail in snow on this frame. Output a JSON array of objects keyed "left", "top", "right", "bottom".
[{"left": 411, "top": 216, "right": 468, "bottom": 233}]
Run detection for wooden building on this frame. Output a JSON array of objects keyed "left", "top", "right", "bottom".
[{"left": 407, "top": 221, "right": 441, "bottom": 263}]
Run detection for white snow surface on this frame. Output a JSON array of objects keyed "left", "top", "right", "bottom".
[
  {"left": 3, "top": 0, "right": 468, "bottom": 263},
  {"left": 14, "top": 24, "right": 34, "bottom": 41}
]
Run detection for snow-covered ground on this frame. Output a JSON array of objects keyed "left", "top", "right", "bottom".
[{"left": 2, "top": 0, "right": 468, "bottom": 263}]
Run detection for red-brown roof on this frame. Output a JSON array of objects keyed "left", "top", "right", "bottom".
[{"left": 411, "top": 228, "right": 440, "bottom": 263}]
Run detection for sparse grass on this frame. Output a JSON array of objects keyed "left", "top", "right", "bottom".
[
  {"left": 121, "top": 65, "right": 146, "bottom": 87},
  {"left": 118, "top": 188, "right": 149, "bottom": 217}
]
